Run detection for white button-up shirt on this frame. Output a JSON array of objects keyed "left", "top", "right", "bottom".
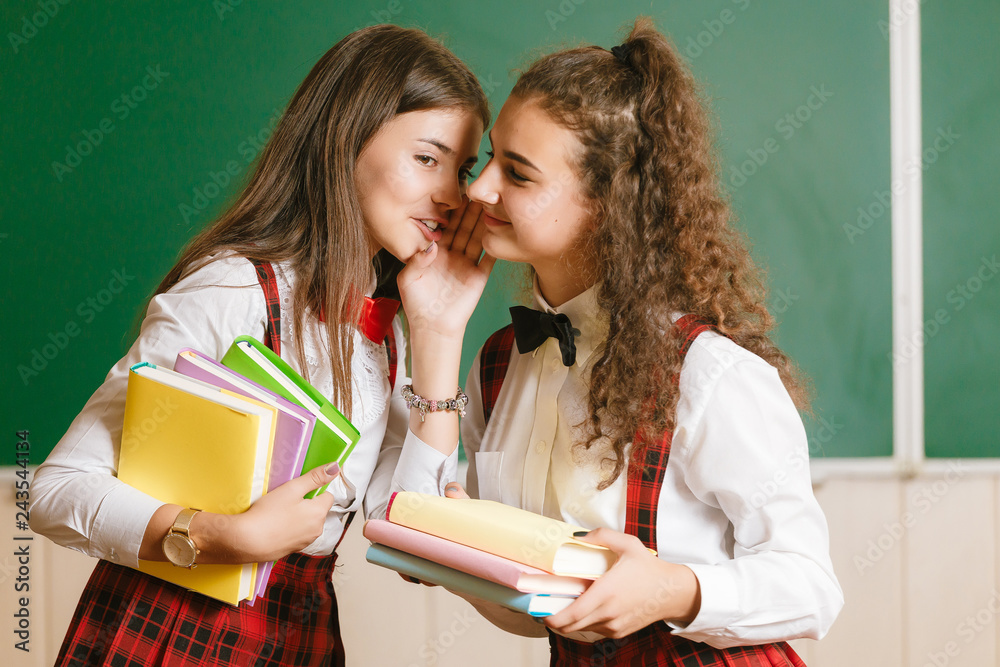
[
  {"left": 456, "top": 283, "right": 843, "bottom": 649},
  {"left": 29, "top": 254, "right": 454, "bottom": 569}
]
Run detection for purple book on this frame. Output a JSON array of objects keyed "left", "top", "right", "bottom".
[{"left": 174, "top": 348, "right": 317, "bottom": 602}]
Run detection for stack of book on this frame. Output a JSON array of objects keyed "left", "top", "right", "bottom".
[
  {"left": 117, "top": 336, "right": 358, "bottom": 606},
  {"left": 364, "top": 491, "right": 621, "bottom": 617}
]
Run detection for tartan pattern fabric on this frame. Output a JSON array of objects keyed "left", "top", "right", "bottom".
[
  {"left": 548, "top": 623, "right": 807, "bottom": 667},
  {"left": 249, "top": 259, "right": 398, "bottom": 389},
  {"left": 248, "top": 258, "right": 282, "bottom": 355},
  {"left": 626, "top": 314, "right": 713, "bottom": 551},
  {"left": 55, "top": 553, "right": 345, "bottom": 667},
  {"left": 479, "top": 315, "right": 808, "bottom": 666},
  {"left": 478, "top": 324, "right": 515, "bottom": 424}
]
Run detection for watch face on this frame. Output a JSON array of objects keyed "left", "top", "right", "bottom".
[{"left": 163, "top": 534, "right": 197, "bottom": 567}]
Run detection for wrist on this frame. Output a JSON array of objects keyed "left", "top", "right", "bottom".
[
  {"left": 189, "top": 512, "right": 251, "bottom": 564},
  {"left": 662, "top": 563, "right": 701, "bottom": 626}
]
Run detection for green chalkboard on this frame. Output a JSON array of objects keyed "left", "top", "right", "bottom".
[
  {"left": 2, "top": 0, "right": 892, "bottom": 462},
  {"left": 922, "top": 0, "right": 1000, "bottom": 458}
]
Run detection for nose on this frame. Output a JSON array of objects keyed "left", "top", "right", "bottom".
[
  {"left": 468, "top": 159, "right": 499, "bottom": 205},
  {"left": 432, "top": 173, "right": 463, "bottom": 210}
]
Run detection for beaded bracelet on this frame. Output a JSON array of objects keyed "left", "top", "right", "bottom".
[{"left": 401, "top": 384, "right": 469, "bottom": 422}]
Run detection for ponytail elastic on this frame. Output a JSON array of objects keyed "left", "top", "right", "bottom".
[{"left": 610, "top": 43, "right": 635, "bottom": 67}]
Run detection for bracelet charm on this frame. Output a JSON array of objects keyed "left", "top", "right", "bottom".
[{"left": 401, "top": 385, "right": 469, "bottom": 422}]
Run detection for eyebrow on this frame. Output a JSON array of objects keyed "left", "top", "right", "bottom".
[
  {"left": 418, "top": 138, "right": 454, "bottom": 156},
  {"left": 418, "top": 138, "right": 477, "bottom": 165},
  {"left": 487, "top": 131, "right": 540, "bottom": 172}
]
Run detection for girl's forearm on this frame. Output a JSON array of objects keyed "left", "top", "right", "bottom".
[{"left": 405, "top": 327, "right": 465, "bottom": 456}]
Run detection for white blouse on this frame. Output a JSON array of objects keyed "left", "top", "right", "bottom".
[
  {"left": 458, "top": 283, "right": 844, "bottom": 649},
  {"left": 29, "top": 254, "right": 455, "bottom": 569}
]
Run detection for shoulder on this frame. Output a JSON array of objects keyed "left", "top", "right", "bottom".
[
  {"left": 168, "top": 252, "right": 260, "bottom": 294},
  {"left": 144, "top": 253, "right": 267, "bottom": 338},
  {"left": 678, "top": 329, "right": 787, "bottom": 419}
]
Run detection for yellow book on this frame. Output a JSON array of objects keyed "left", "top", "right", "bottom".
[
  {"left": 118, "top": 362, "right": 278, "bottom": 605},
  {"left": 385, "top": 492, "right": 620, "bottom": 577}
]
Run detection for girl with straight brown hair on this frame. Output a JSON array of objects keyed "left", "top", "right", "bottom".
[
  {"left": 420, "top": 17, "right": 843, "bottom": 665},
  {"left": 31, "top": 24, "right": 494, "bottom": 666}
]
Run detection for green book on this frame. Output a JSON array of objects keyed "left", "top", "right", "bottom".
[{"left": 221, "top": 336, "right": 360, "bottom": 497}]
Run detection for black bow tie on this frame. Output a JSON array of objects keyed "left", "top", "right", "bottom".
[{"left": 509, "top": 306, "right": 580, "bottom": 367}]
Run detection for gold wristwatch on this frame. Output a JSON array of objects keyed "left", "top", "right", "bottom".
[{"left": 162, "top": 508, "right": 201, "bottom": 568}]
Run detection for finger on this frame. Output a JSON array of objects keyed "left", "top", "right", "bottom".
[
  {"left": 282, "top": 463, "right": 339, "bottom": 498},
  {"left": 463, "top": 205, "right": 489, "bottom": 259},
  {"left": 450, "top": 200, "right": 483, "bottom": 254},
  {"left": 546, "top": 579, "right": 613, "bottom": 634},
  {"left": 405, "top": 241, "right": 438, "bottom": 271},
  {"left": 476, "top": 252, "right": 497, "bottom": 276},
  {"left": 439, "top": 198, "right": 469, "bottom": 249},
  {"left": 572, "top": 527, "right": 641, "bottom": 555},
  {"left": 444, "top": 483, "right": 470, "bottom": 499},
  {"left": 543, "top": 593, "right": 599, "bottom": 633}
]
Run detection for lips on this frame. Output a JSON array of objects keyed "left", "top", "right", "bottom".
[
  {"left": 481, "top": 210, "right": 510, "bottom": 227},
  {"left": 413, "top": 217, "right": 444, "bottom": 242}
]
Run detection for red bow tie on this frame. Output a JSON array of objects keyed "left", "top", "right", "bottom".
[
  {"left": 358, "top": 296, "right": 401, "bottom": 343},
  {"left": 317, "top": 296, "right": 400, "bottom": 344}
]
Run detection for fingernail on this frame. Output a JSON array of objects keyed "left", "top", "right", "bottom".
[
  {"left": 423, "top": 242, "right": 436, "bottom": 254},
  {"left": 573, "top": 530, "right": 590, "bottom": 537},
  {"left": 324, "top": 463, "right": 340, "bottom": 476}
]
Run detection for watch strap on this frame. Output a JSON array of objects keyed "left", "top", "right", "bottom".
[{"left": 171, "top": 507, "right": 200, "bottom": 538}]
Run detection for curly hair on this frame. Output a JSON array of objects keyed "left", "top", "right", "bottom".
[{"left": 510, "top": 17, "right": 809, "bottom": 488}]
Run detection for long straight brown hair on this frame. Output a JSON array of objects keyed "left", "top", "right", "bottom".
[{"left": 153, "top": 25, "right": 490, "bottom": 415}]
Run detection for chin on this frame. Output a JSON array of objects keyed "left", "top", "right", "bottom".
[{"left": 481, "top": 235, "right": 517, "bottom": 263}]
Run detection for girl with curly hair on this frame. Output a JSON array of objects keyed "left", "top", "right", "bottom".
[{"left": 434, "top": 17, "right": 842, "bottom": 665}]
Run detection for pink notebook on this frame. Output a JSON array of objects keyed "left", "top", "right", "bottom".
[
  {"left": 363, "top": 519, "right": 593, "bottom": 596},
  {"left": 174, "top": 348, "right": 317, "bottom": 603}
]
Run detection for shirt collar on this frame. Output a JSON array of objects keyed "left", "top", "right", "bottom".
[{"left": 532, "top": 277, "right": 608, "bottom": 367}]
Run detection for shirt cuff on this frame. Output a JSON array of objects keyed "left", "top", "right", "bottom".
[
  {"left": 390, "top": 430, "right": 458, "bottom": 496},
  {"left": 666, "top": 562, "right": 742, "bottom": 641},
  {"left": 90, "top": 483, "right": 166, "bottom": 569}
]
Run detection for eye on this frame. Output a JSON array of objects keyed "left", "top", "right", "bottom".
[
  {"left": 458, "top": 167, "right": 472, "bottom": 183},
  {"left": 415, "top": 154, "right": 437, "bottom": 167},
  {"left": 507, "top": 167, "right": 529, "bottom": 184},
  {"left": 485, "top": 150, "right": 495, "bottom": 159}
]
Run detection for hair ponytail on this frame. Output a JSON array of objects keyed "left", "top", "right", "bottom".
[{"left": 512, "top": 17, "right": 808, "bottom": 488}]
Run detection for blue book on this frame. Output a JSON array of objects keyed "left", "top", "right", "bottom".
[{"left": 365, "top": 544, "right": 576, "bottom": 617}]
